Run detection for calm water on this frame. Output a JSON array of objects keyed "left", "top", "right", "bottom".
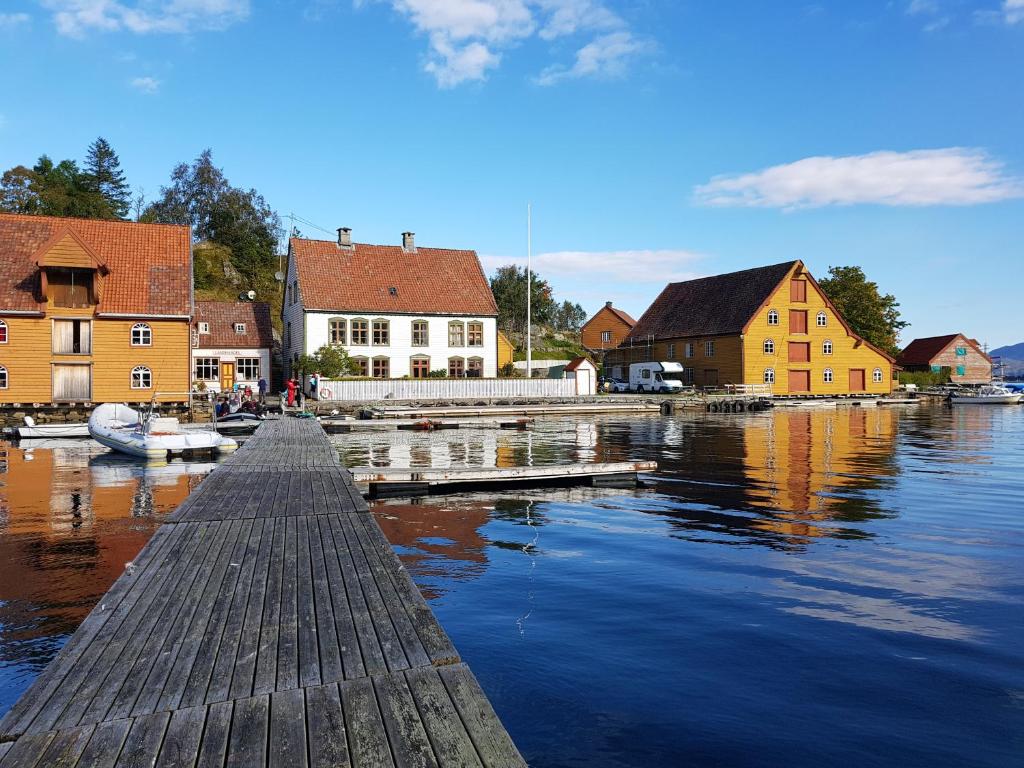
[{"left": 2, "top": 407, "right": 1023, "bottom": 766}]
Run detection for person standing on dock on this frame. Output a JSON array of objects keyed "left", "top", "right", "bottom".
[
  {"left": 286, "top": 377, "right": 297, "bottom": 408},
  {"left": 258, "top": 376, "right": 267, "bottom": 404},
  {"left": 310, "top": 372, "right": 319, "bottom": 400}
]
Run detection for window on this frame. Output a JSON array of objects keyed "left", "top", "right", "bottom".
[
  {"left": 822, "top": 339, "right": 833, "bottom": 355},
  {"left": 816, "top": 311, "right": 827, "bottom": 327},
  {"left": 372, "top": 357, "right": 390, "bottom": 378},
  {"left": 682, "top": 368, "right": 694, "bottom": 385},
  {"left": 467, "top": 357, "right": 484, "bottom": 377},
  {"left": 764, "top": 368, "right": 775, "bottom": 385},
  {"left": 195, "top": 357, "right": 219, "bottom": 381},
  {"left": 956, "top": 365, "right": 966, "bottom": 376},
  {"left": 763, "top": 339, "right": 774, "bottom": 355},
  {"left": 601, "top": 331, "right": 613, "bottom": 343},
  {"left": 767, "top": 309, "right": 779, "bottom": 326},
  {"left": 873, "top": 368, "right": 884, "bottom": 383},
  {"left": 0, "top": 320, "right": 7, "bottom": 343},
  {"left": 131, "top": 323, "right": 152, "bottom": 346},
  {"left": 237, "top": 357, "right": 260, "bottom": 380},
  {"left": 411, "top": 356, "right": 430, "bottom": 378},
  {"left": 641, "top": 368, "right": 651, "bottom": 379},
  {"left": 291, "top": 281, "right": 298, "bottom": 305},
  {"left": 449, "top": 322, "right": 465, "bottom": 346},
  {"left": 48, "top": 268, "right": 94, "bottom": 308},
  {"left": 131, "top": 366, "right": 152, "bottom": 389},
  {"left": 351, "top": 319, "right": 369, "bottom": 345},
  {"left": 448, "top": 357, "right": 465, "bottom": 377},
  {"left": 705, "top": 340, "right": 715, "bottom": 357},
  {"left": 329, "top": 318, "right": 346, "bottom": 346},
  {"left": 930, "top": 364, "right": 942, "bottom": 373},
  {"left": 468, "top": 322, "right": 484, "bottom": 347},
  {"left": 667, "top": 343, "right": 676, "bottom": 358},
  {"left": 234, "top": 323, "right": 246, "bottom": 335},
  {"left": 285, "top": 322, "right": 291, "bottom": 348},
  {"left": 53, "top": 319, "right": 91, "bottom": 354},
  {"left": 351, "top": 356, "right": 369, "bottom": 377},
  {"left": 198, "top": 322, "right": 210, "bottom": 334},
  {"left": 955, "top": 346, "right": 967, "bottom": 356},
  {"left": 684, "top": 342, "right": 694, "bottom": 358},
  {"left": 372, "top": 319, "right": 389, "bottom": 345},
  {"left": 0, "top": 366, "right": 7, "bottom": 389},
  {"left": 412, "top": 321, "right": 429, "bottom": 346},
  {"left": 823, "top": 367, "right": 834, "bottom": 383}
]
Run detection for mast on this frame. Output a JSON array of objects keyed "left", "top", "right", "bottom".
[{"left": 526, "top": 202, "right": 532, "bottom": 379}]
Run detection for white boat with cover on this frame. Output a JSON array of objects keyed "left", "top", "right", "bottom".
[
  {"left": 17, "top": 416, "right": 91, "bottom": 439},
  {"left": 949, "top": 384, "right": 1023, "bottom": 405},
  {"left": 89, "top": 403, "right": 237, "bottom": 459}
]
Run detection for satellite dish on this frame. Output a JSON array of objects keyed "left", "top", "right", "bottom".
[
  {"left": 274, "top": 271, "right": 285, "bottom": 282},
  {"left": 247, "top": 290, "right": 257, "bottom": 301}
]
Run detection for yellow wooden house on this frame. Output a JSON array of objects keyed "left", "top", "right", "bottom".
[
  {"left": 497, "top": 330, "right": 515, "bottom": 369},
  {"left": 604, "top": 260, "right": 895, "bottom": 395},
  {"left": 0, "top": 213, "right": 193, "bottom": 404}
]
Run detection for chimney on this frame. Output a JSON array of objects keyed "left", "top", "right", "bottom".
[
  {"left": 402, "top": 231, "right": 416, "bottom": 253},
  {"left": 337, "top": 227, "right": 353, "bottom": 249},
  {"left": 605, "top": 301, "right": 613, "bottom": 308}
]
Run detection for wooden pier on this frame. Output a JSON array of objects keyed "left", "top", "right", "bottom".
[{"left": 0, "top": 417, "right": 525, "bottom": 767}]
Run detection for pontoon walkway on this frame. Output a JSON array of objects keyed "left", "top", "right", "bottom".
[{"left": 0, "top": 417, "right": 525, "bottom": 767}]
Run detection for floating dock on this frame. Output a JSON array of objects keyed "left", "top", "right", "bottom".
[
  {"left": 321, "top": 417, "right": 534, "bottom": 434},
  {"left": 0, "top": 417, "right": 525, "bottom": 767},
  {"left": 353, "top": 461, "right": 658, "bottom": 497},
  {"left": 367, "top": 402, "right": 662, "bottom": 419}
]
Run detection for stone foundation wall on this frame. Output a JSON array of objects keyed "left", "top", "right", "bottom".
[{"left": 0, "top": 400, "right": 215, "bottom": 430}]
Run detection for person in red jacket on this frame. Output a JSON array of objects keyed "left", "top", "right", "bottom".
[{"left": 286, "top": 377, "right": 297, "bottom": 407}]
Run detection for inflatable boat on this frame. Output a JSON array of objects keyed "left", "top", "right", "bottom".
[{"left": 89, "top": 403, "right": 237, "bottom": 460}]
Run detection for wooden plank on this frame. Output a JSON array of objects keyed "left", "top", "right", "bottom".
[
  {"left": 193, "top": 702, "right": 232, "bottom": 768},
  {"left": 253, "top": 516, "right": 285, "bottom": 697},
  {"left": 295, "top": 516, "right": 321, "bottom": 689},
  {"left": 155, "top": 705, "right": 205, "bottom": 768},
  {"left": 307, "top": 513, "right": 342, "bottom": 684},
  {"left": 74, "top": 719, "right": 133, "bottom": 768},
  {"left": 0, "top": 732, "right": 55, "bottom": 768},
  {"left": 225, "top": 696, "right": 268, "bottom": 768},
  {"left": 373, "top": 671, "right": 437, "bottom": 768},
  {"left": 404, "top": 668, "right": 482, "bottom": 768},
  {"left": 32, "top": 724, "right": 94, "bottom": 767},
  {"left": 317, "top": 516, "right": 367, "bottom": 681},
  {"left": 340, "top": 678, "right": 394, "bottom": 768},
  {"left": 437, "top": 665, "right": 525, "bottom": 768},
  {"left": 350, "top": 461, "right": 657, "bottom": 487},
  {"left": 305, "top": 684, "right": 349, "bottom": 768},
  {"left": 268, "top": 688, "right": 307, "bottom": 768},
  {"left": 229, "top": 506, "right": 277, "bottom": 700},
  {"left": 114, "top": 711, "right": 170, "bottom": 768}
]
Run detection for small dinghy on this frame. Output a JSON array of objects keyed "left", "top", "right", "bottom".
[
  {"left": 949, "top": 384, "right": 1023, "bottom": 405},
  {"left": 17, "top": 416, "right": 91, "bottom": 439},
  {"left": 89, "top": 403, "right": 237, "bottom": 460}
]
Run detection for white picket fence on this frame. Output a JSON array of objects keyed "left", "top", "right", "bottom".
[{"left": 315, "top": 377, "right": 581, "bottom": 401}]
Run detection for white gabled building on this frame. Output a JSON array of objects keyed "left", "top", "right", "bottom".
[{"left": 283, "top": 229, "right": 499, "bottom": 380}]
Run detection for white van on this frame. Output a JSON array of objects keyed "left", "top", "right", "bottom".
[{"left": 629, "top": 362, "right": 686, "bottom": 393}]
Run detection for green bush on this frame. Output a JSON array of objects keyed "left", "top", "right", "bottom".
[{"left": 899, "top": 367, "right": 950, "bottom": 387}]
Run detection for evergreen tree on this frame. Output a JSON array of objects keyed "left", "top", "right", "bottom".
[{"left": 83, "top": 137, "right": 130, "bottom": 219}]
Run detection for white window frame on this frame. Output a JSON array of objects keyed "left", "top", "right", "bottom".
[
  {"left": 667, "top": 343, "right": 676, "bottom": 358},
  {"left": 234, "top": 323, "right": 246, "bottom": 335},
  {"left": 763, "top": 338, "right": 774, "bottom": 355},
  {"left": 236, "top": 357, "right": 260, "bottom": 380},
  {"left": 767, "top": 309, "right": 779, "bottom": 326},
  {"left": 449, "top": 322, "right": 465, "bottom": 347},
  {"left": 372, "top": 319, "right": 390, "bottom": 346},
  {"left": 351, "top": 318, "right": 369, "bottom": 346},
  {"left": 328, "top": 317, "right": 347, "bottom": 346},
  {"left": 0, "top": 365, "right": 7, "bottom": 388},
  {"left": 764, "top": 368, "right": 774, "bottom": 385},
  {"left": 467, "top": 321, "right": 484, "bottom": 347},
  {"left": 198, "top": 322, "right": 210, "bottom": 334},
  {"left": 130, "top": 365, "right": 152, "bottom": 389},
  {"left": 411, "top": 320, "right": 429, "bottom": 347},
  {"left": 684, "top": 342, "right": 694, "bottom": 359},
  {"left": 195, "top": 357, "right": 220, "bottom": 382},
  {"left": 0, "top": 319, "right": 8, "bottom": 344},
  {"left": 873, "top": 367, "right": 884, "bottom": 383},
  {"left": 705, "top": 340, "right": 715, "bottom": 357},
  {"left": 131, "top": 322, "right": 152, "bottom": 347},
  {"left": 601, "top": 330, "right": 613, "bottom": 343},
  {"left": 823, "top": 339, "right": 833, "bottom": 355},
  {"left": 823, "top": 367, "right": 834, "bottom": 384},
  {"left": 817, "top": 311, "right": 827, "bottom": 327}
]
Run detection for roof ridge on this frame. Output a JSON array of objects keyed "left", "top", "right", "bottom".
[
  {"left": 0, "top": 212, "right": 190, "bottom": 231},
  {"left": 662, "top": 259, "right": 799, "bottom": 288}
]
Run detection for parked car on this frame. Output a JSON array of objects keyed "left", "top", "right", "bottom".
[{"left": 609, "top": 377, "right": 630, "bottom": 393}]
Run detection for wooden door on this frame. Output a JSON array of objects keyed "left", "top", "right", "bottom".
[
  {"left": 849, "top": 369, "right": 866, "bottom": 391},
  {"left": 790, "top": 279, "right": 807, "bottom": 302},
  {"left": 221, "top": 362, "right": 235, "bottom": 392},
  {"left": 788, "top": 369, "right": 810, "bottom": 393},
  {"left": 704, "top": 369, "right": 719, "bottom": 386},
  {"left": 53, "top": 364, "right": 91, "bottom": 401},
  {"left": 789, "top": 310, "right": 808, "bottom": 334},
  {"left": 788, "top": 342, "right": 810, "bottom": 362}
]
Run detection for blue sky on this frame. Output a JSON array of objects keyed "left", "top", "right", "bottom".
[{"left": 1, "top": 1, "right": 1022, "bottom": 347}]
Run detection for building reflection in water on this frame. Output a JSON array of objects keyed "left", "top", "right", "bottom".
[{"left": 0, "top": 441, "right": 213, "bottom": 691}]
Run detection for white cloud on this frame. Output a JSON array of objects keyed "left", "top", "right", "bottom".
[
  {"left": 0, "top": 12, "right": 32, "bottom": 27},
  {"left": 535, "top": 30, "right": 650, "bottom": 86},
  {"left": 364, "top": 0, "right": 646, "bottom": 87},
  {"left": 906, "top": 0, "right": 938, "bottom": 15},
  {"left": 41, "top": 0, "right": 249, "bottom": 37},
  {"left": 130, "top": 75, "right": 160, "bottom": 92},
  {"left": 694, "top": 148, "right": 1024, "bottom": 209},
  {"left": 1005, "top": 0, "right": 1024, "bottom": 24},
  {"left": 480, "top": 248, "right": 706, "bottom": 283}
]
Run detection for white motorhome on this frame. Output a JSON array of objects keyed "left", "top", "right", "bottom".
[{"left": 629, "top": 362, "right": 686, "bottom": 393}]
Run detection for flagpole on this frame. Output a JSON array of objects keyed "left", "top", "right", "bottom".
[{"left": 526, "top": 202, "right": 532, "bottom": 379}]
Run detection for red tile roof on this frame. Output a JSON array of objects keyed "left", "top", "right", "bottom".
[
  {"left": 564, "top": 356, "right": 594, "bottom": 372},
  {"left": 289, "top": 237, "right": 498, "bottom": 316},
  {"left": 897, "top": 334, "right": 988, "bottom": 366},
  {"left": 195, "top": 301, "right": 274, "bottom": 349},
  {"left": 0, "top": 213, "right": 191, "bottom": 316}
]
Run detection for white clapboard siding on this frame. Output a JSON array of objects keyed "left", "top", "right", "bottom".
[{"left": 317, "top": 377, "right": 579, "bottom": 401}]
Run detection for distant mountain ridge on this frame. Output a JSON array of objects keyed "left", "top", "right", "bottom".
[{"left": 991, "top": 342, "right": 1024, "bottom": 377}]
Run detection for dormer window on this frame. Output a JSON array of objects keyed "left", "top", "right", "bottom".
[
  {"left": 198, "top": 322, "right": 210, "bottom": 334},
  {"left": 234, "top": 323, "right": 246, "bottom": 334},
  {"left": 48, "top": 267, "right": 95, "bottom": 308}
]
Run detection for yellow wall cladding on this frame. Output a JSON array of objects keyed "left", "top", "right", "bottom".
[
  {"left": 743, "top": 266, "right": 893, "bottom": 395},
  {"left": 0, "top": 316, "right": 191, "bottom": 403}
]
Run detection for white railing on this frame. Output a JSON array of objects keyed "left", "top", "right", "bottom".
[{"left": 315, "top": 378, "right": 579, "bottom": 401}]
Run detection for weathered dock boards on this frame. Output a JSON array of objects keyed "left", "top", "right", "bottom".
[{"left": 0, "top": 417, "right": 525, "bottom": 767}]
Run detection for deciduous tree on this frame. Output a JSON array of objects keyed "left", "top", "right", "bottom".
[{"left": 818, "top": 266, "right": 908, "bottom": 356}]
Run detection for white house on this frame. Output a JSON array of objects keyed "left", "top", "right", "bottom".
[
  {"left": 283, "top": 229, "right": 499, "bottom": 381},
  {"left": 192, "top": 301, "right": 274, "bottom": 393}
]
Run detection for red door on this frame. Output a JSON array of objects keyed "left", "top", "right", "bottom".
[
  {"left": 849, "top": 369, "right": 866, "bottom": 391},
  {"left": 788, "top": 342, "right": 810, "bottom": 362},
  {"left": 790, "top": 279, "right": 807, "bottom": 302},
  {"left": 789, "top": 370, "right": 810, "bottom": 393},
  {"left": 790, "top": 310, "right": 808, "bottom": 334}
]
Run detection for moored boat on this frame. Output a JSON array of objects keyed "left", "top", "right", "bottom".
[
  {"left": 949, "top": 384, "right": 1023, "bottom": 405},
  {"left": 16, "top": 417, "right": 91, "bottom": 439},
  {"left": 89, "top": 403, "right": 237, "bottom": 459}
]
